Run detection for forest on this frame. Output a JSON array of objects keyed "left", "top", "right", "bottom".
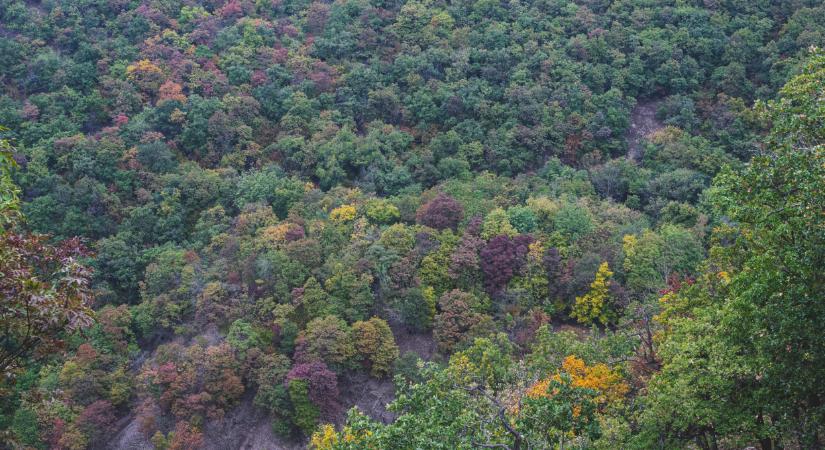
[{"left": 0, "top": 0, "right": 823, "bottom": 449}]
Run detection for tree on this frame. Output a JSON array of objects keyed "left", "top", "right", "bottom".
[
  {"left": 324, "top": 265, "right": 374, "bottom": 322},
  {"left": 126, "top": 59, "right": 164, "bottom": 96},
  {"left": 226, "top": 319, "right": 264, "bottom": 358},
  {"left": 287, "top": 361, "right": 340, "bottom": 421},
  {"left": 639, "top": 49, "right": 825, "bottom": 449},
  {"left": 416, "top": 193, "right": 464, "bottom": 230},
  {"left": 571, "top": 262, "right": 613, "bottom": 325},
  {"left": 365, "top": 199, "right": 400, "bottom": 224},
  {"left": 506, "top": 206, "right": 537, "bottom": 234},
  {"left": 295, "top": 316, "right": 355, "bottom": 371},
  {"left": 76, "top": 400, "right": 116, "bottom": 442},
  {"left": 450, "top": 335, "right": 512, "bottom": 390},
  {"left": 480, "top": 234, "right": 533, "bottom": 294},
  {"left": 449, "top": 232, "right": 483, "bottom": 287},
  {"left": 0, "top": 232, "right": 94, "bottom": 379},
  {"left": 0, "top": 128, "right": 19, "bottom": 223},
  {"left": 298, "top": 276, "right": 333, "bottom": 321},
  {"left": 552, "top": 203, "right": 593, "bottom": 242},
  {"left": 543, "top": 246, "right": 567, "bottom": 308},
  {"left": 352, "top": 317, "right": 399, "bottom": 377},
  {"left": 480, "top": 208, "right": 516, "bottom": 240},
  {"left": 253, "top": 353, "right": 293, "bottom": 433},
  {"left": 433, "top": 290, "right": 488, "bottom": 353},
  {"left": 518, "top": 373, "right": 601, "bottom": 449},
  {"left": 395, "top": 287, "right": 433, "bottom": 332}
]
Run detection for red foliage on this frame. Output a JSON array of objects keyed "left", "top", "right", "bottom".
[
  {"left": 416, "top": 193, "right": 464, "bottom": 230},
  {"left": 433, "top": 290, "right": 484, "bottom": 353},
  {"left": 76, "top": 400, "right": 116, "bottom": 436},
  {"left": 75, "top": 343, "right": 98, "bottom": 365},
  {"left": 308, "top": 61, "right": 337, "bottom": 92},
  {"left": 251, "top": 70, "right": 269, "bottom": 86},
  {"left": 168, "top": 421, "right": 204, "bottom": 450},
  {"left": 479, "top": 234, "right": 533, "bottom": 294},
  {"left": 47, "top": 418, "right": 66, "bottom": 449},
  {"left": 306, "top": 2, "right": 331, "bottom": 33},
  {"left": 284, "top": 224, "right": 306, "bottom": 242},
  {"left": 0, "top": 232, "right": 94, "bottom": 374},
  {"left": 97, "top": 304, "right": 134, "bottom": 352},
  {"left": 140, "top": 343, "right": 243, "bottom": 423},
  {"left": 158, "top": 80, "right": 186, "bottom": 104},
  {"left": 449, "top": 233, "right": 483, "bottom": 280},
  {"left": 114, "top": 113, "right": 129, "bottom": 126},
  {"left": 218, "top": 0, "right": 244, "bottom": 20},
  {"left": 389, "top": 253, "right": 420, "bottom": 291},
  {"left": 286, "top": 361, "right": 340, "bottom": 416}
]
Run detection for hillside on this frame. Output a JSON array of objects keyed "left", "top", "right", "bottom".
[{"left": 0, "top": 0, "right": 823, "bottom": 449}]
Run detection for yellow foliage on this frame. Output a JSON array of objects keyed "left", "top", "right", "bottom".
[
  {"left": 258, "top": 223, "right": 291, "bottom": 246},
  {"left": 527, "top": 240, "right": 545, "bottom": 264},
  {"left": 311, "top": 423, "right": 373, "bottom": 449},
  {"left": 422, "top": 285, "right": 437, "bottom": 321},
  {"left": 525, "top": 355, "right": 629, "bottom": 409},
  {"left": 169, "top": 108, "right": 186, "bottom": 123},
  {"left": 525, "top": 377, "right": 551, "bottom": 399},
  {"left": 310, "top": 424, "right": 340, "bottom": 449},
  {"left": 330, "top": 204, "right": 357, "bottom": 223},
  {"left": 447, "top": 353, "right": 476, "bottom": 385},
  {"left": 571, "top": 262, "right": 613, "bottom": 325},
  {"left": 717, "top": 271, "right": 730, "bottom": 284},
  {"left": 526, "top": 196, "right": 560, "bottom": 224},
  {"left": 126, "top": 59, "right": 162, "bottom": 79},
  {"left": 480, "top": 207, "right": 516, "bottom": 239},
  {"left": 622, "top": 234, "right": 637, "bottom": 259},
  {"left": 557, "top": 356, "right": 629, "bottom": 405},
  {"left": 343, "top": 426, "right": 371, "bottom": 443}
]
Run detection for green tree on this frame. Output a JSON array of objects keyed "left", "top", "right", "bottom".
[
  {"left": 0, "top": 127, "right": 20, "bottom": 223},
  {"left": 288, "top": 379, "right": 320, "bottom": 435},
  {"left": 639, "top": 49, "right": 825, "bottom": 450},
  {"left": 352, "top": 317, "right": 399, "bottom": 378}
]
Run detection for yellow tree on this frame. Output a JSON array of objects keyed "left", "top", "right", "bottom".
[
  {"left": 571, "top": 262, "right": 613, "bottom": 325},
  {"left": 525, "top": 355, "right": 629, "bottom": 409}
]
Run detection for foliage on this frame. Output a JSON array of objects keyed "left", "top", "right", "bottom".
[
  {"left": 571, "top": 262, "right": 614, "bottom": 325},
  {"left": 1, "top": 0, "right": 823, "bottom": 446},
  {"left": 287, "top": 361, "right": 339, "bottom": 432},
  {"left": 352, "top": 317, "right": 399, "bottom": 378},
  {"left": 0, "top": 127, "right": 20, "bottom": 223},
  {"left": 479, "top": 234, "right": 532, "bottom": 294},
  {"left": 637, "top": 49, "right": 825, "bottom": 449},
  {"left": 0, "top": 234, "right": 94, "bottom": 378},
  {"left": 433, "top": 290, "right": 491, "bottom": 354},
  {"left": 416, "top": 193, "right": 464, "bottom": 231}
]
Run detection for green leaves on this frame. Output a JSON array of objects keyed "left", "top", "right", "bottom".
[
  {"left": 639, "top": 48, "right": 825, "bottom": 448},
  {"left": 0, "top": 127, "right": 20, "bottom": 225}
]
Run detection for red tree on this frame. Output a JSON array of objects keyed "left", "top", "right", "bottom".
[
  {"left": 286, "top": 361, "right": 340, "bottom": 417},
  {"left": 416, "top": 193, "right": 464, "bottom": 230},
  {"left": 479, "top": 234, "right": 533, "bottom": 294},
  {"left": 0, "top": 233, "right": 94, "bottom": 376}
]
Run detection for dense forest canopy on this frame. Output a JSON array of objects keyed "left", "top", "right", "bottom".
[{"left": 0, "top": 0, "right": 823, "bottom": 448}]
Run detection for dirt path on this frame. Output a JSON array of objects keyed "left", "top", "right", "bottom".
[{"left": 627, "top": 99, "right": 664, "bottom": 162}]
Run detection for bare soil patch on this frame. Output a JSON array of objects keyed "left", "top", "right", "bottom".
[{"left": 627, "top": 99, "right": 664, "bottom": 162}]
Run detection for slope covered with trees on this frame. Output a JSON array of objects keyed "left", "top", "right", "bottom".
[{"left": 0, "top": 0, "right": 823, "bottom": 448}]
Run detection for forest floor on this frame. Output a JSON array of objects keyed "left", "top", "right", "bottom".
[{"left": 627, "top": 99, "right": 664, "bottom": 162}]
